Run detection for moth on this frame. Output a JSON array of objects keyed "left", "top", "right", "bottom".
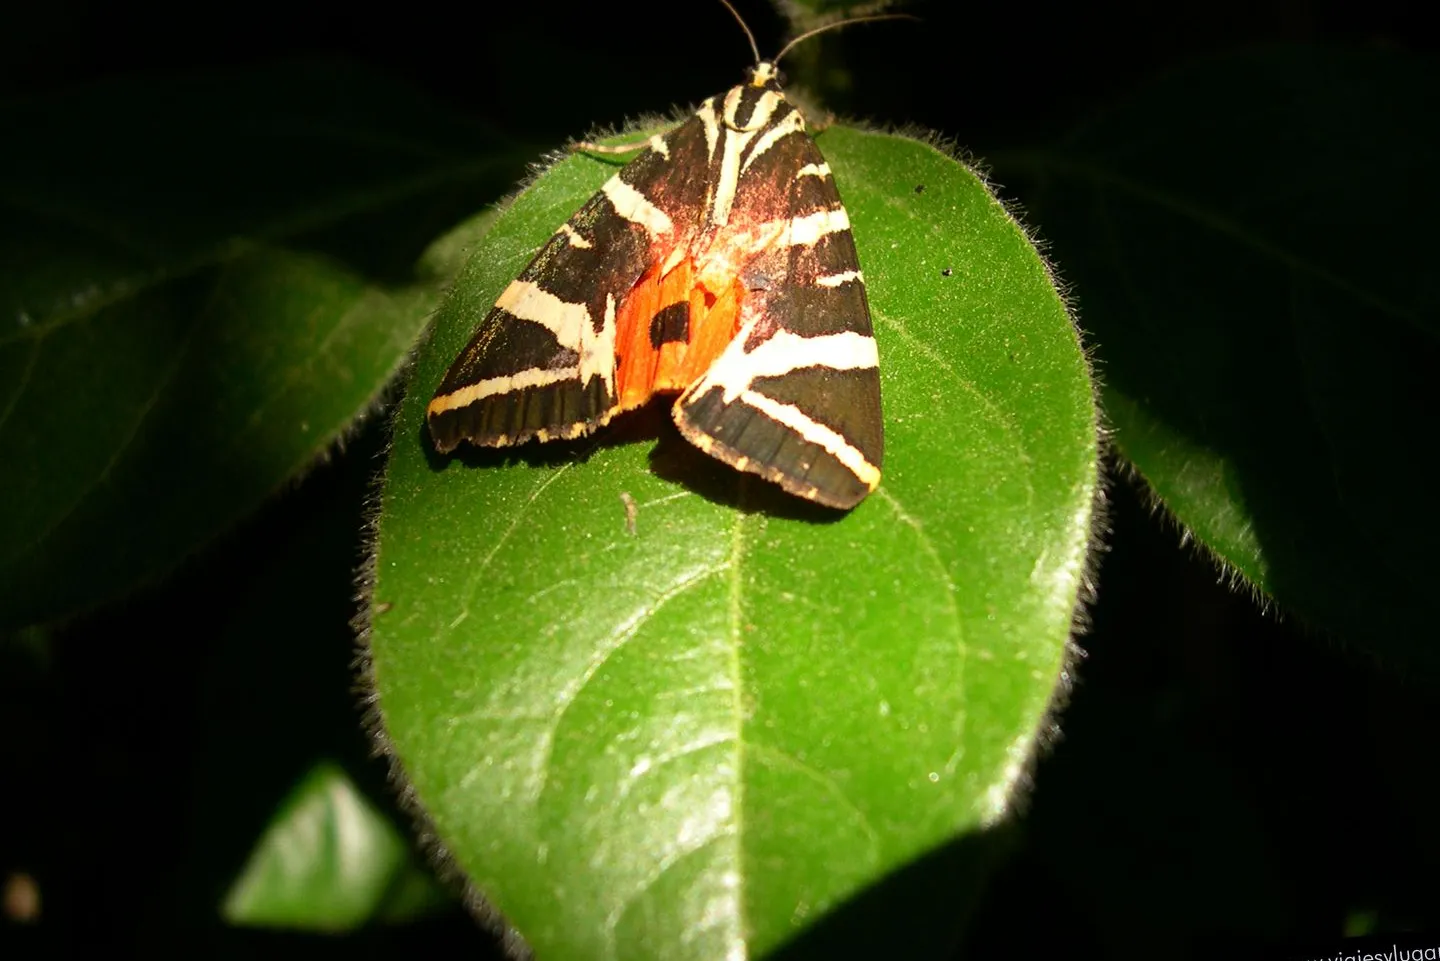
[{"left": 427, "top": 5, "right": 890, "bottom": 509}]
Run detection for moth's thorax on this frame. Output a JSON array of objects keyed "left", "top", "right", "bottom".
[{"left": 724, "top": 63, "right": 790, "bottom": 133}]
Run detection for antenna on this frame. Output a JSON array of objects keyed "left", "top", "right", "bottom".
[{"left": 717, "top": 0, "right": 762, "bottom": 65}]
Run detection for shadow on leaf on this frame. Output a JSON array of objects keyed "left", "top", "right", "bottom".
[
  {"left": 770, "top": 821, "right": 1017, "bottom": 961},
  {"left": 418, "top": 397, "right": 849, "bottom": 523}
]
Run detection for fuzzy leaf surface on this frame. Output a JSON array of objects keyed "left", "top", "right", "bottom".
[{"left": 369, "top": 125, "right": 1097, "bottom": 959}]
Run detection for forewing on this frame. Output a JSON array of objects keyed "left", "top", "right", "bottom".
[
  {"left": 675, "top": 132, "right": 883, "bottom": 509},
  {"left": 428, "top": 115, "right": 715, "bottom": 452}
]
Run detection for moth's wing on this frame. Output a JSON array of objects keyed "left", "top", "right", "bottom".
[
  {"left": 427, "top": 117, "right": 715, "bottom": 452},
  {"left": 675, "top": 132, "right": 883, "bottom": 509}
]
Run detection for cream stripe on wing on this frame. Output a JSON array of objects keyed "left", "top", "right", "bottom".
[
  {"left": 602, "top": 175, "right": 674, "bottom": 239},
  {"left": 492, "top": 279, "right": 615, "bottom": 391},
  {"left": 787, "top": 207, "right": 851, "bottom": 247},
  {"left": 796, "top": 162, "right": 831, "bottom": 179},
  {"left": 496, "top": 280, "right": 589, "bottom": 348},
  {"left": 582, "top": 293, "right": 617, "bottom": 391},
  {"left": 738, "top": 389, "right": 881, "bottom": 487},
  {"left": 741, "top": 208, "right": 853, "bottom": 250},
  {"left": 698, "top": 329, "right": 878, "bottom": 403},
  {"left": 698, "top": 99, "right": 721, "bottom": 160},
  {"left": 710, "top": 125, "right": 759, "bottom": 226},
  {"left": 427, "top": 367, "right": 577, "bottom": 414},
  {"left": 555, "top": 223, "right": 592, "bottom": 249},
  {"left": 815, "top": 270, "right": 864, "bottom": 288},
  {"left": 710, "top": 88, "right": 786, "bottom": 225},
  {"left": 740, "top": 111, "right": 805, "bottom": 176}
]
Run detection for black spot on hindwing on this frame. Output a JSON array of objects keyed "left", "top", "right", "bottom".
[{"left": 649, "top": 302, "right": 691, "bottom": 348}]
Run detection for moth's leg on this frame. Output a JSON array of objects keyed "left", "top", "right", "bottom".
[{"left": 572, "top": 127, "right": 679, "bottom": 156}]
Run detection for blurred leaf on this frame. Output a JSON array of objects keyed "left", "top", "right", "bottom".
[
  {"left": 368, "top": 125, "right": 1097, "bottom": 958},
  {"left": 1344, "top": 910, "right": 1381, "bottom": 938},
  {"left": 157, "top": 418, "right": 453, "bottom": 932},
  {"left": 222, "top": 761, "right": 449, "bottom": 931},
  {"left": 778, "top": 0, "right": 913, "bottom": 26},
  {"left": 0, "top": 60, "right": 512, "bottom": 326},
  {"left": 772, "top": 0, "right": 918, "bottom": 99},
  {"left": 0, "top": 61, "right": 521, "bottom": 627},
  {"left": 1005, "top": 47, "right": 1440, "bottom": 666}
]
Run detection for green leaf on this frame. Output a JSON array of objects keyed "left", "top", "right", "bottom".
[
  {"left": 0, "top": 62, "right": 520, "bottom": 627},
  {"left": 169, "top": 419, "right": 452, "bottom": 931},
  {"left": 222, "top": 761, "right": 449, "bottom": 931},
  {"left": 367, "top": 126, "right": 1097, "bottom": 958},
  {"left": 1003, "top": 48, "right": 1440, "bottom": 665}
]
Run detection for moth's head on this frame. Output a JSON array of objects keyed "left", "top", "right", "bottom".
[{"left": 747, "top": 61, "right": 786, "bottom": 91}]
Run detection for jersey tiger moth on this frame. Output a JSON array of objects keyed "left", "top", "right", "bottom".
[{"left": 426, "top": 5, "right": 890, "bottom": 509}]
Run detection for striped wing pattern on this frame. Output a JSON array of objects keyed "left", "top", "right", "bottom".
[{"left": 428, "top": 63, "right": 883, "bottom": 509}]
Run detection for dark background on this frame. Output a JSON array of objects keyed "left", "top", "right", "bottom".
[
  {"left": 8, "top": 0, "right": 1432, "bottom": 155},
  {"left": 2, "top": 0, "right": 1437, "bottom": 958}
]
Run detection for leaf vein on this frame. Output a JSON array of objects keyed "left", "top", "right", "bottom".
[
  {"left": 606, "top": 829, "right": 738, "bottom": 951},
  {"left": 0, "top": 337, "right": 42, "bottom": 436},
  {"left": 747, "top": 742, "right": 883, "bottom": 854},
  {"left": 616, "top": 732, "right": 735, "bottom": 801},
  {"left": 875, "top": 487, "right": 968, "bottom": 738},
  {"left": 446, "top": 463, "right": 576, "bottom": 631},
  {"left": 2, "top": 306, "right": 206, "bottom": 566},
  {"left": 533, "top": 562, "right": 729, "bottom": 805},
  {"left": 210, "top": 280, "right": 382, "bottom": 465}
]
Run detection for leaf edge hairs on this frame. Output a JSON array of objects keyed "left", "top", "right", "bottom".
[{"left": 426, "top": 3, "right": 906, "bottom": 510}]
